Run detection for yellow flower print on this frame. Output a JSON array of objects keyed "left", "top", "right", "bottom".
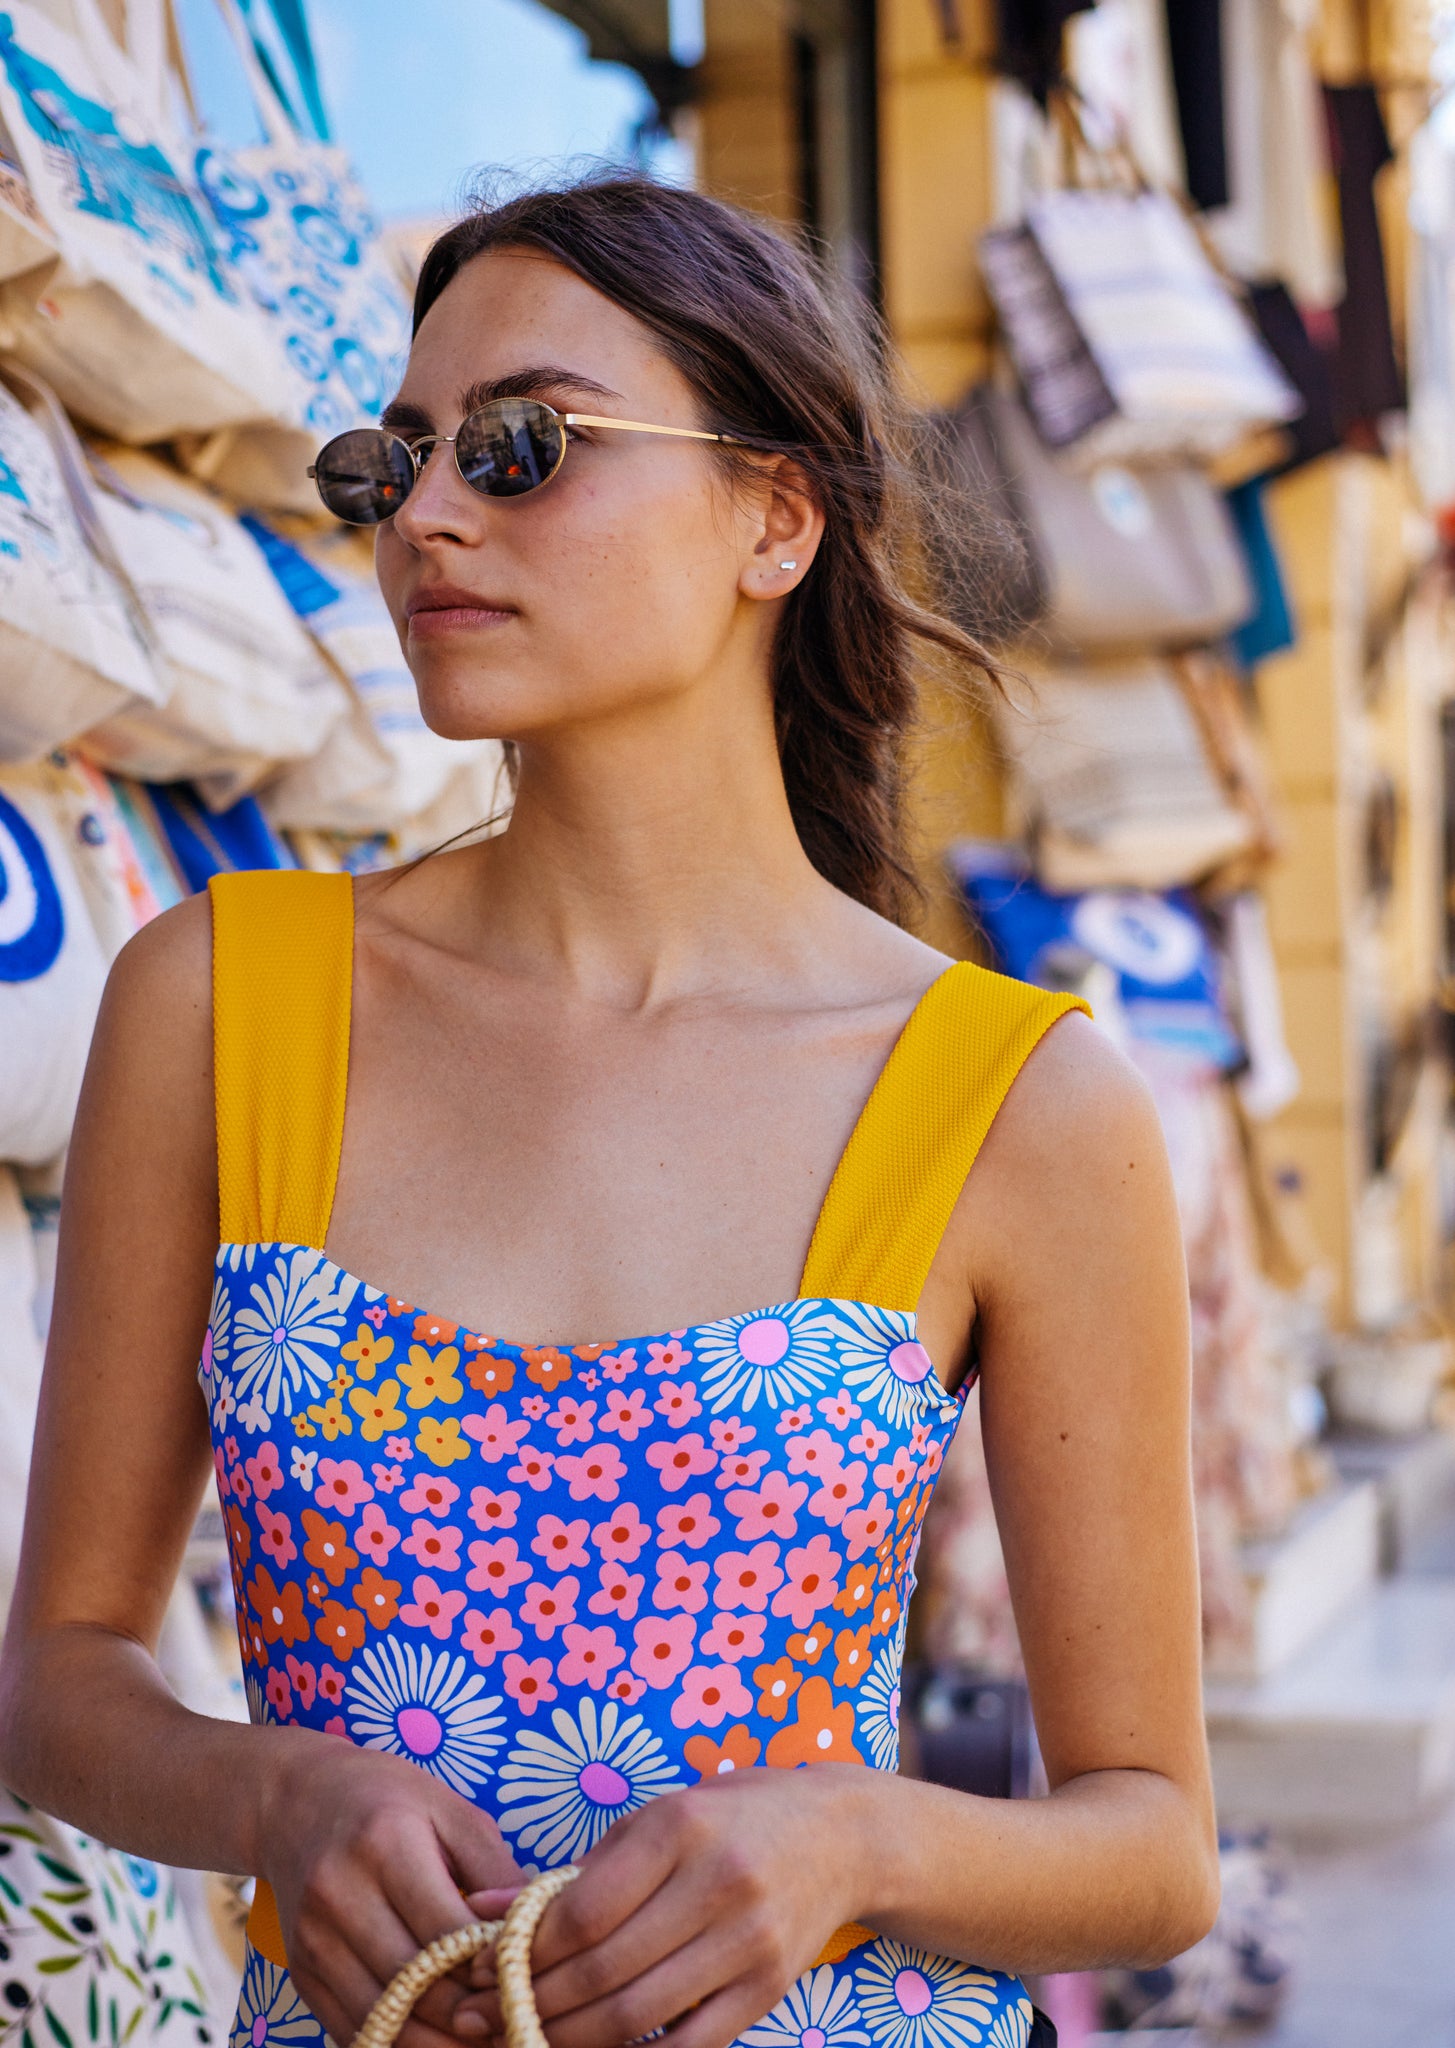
[
  {"left": 350, "top": 1379, "right": 407, "bottom": 1442},
  {"left": 416, "top": 1415, "right": 472, "bottom": 1467},
  {"left": 399, "top": 1344, "right": 463, "bottom": 1410},
  {"left": 342, "top": 1323, "right": 394, "bottom": 1382},
  {"left": 292, "top": 1415, "right": 317, "bottom": 1438},
  {"left": 307, "top": 1395, "right": 352, "bottom": 1441},
  {"left": 329, "top": 1367, "right": 355, "bottom": 1398}
]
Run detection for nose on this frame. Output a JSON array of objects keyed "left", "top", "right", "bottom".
[{"left": 390, "top": 431, "right": 479, "bottom": 545}]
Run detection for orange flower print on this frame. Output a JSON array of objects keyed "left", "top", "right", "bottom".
[
  {"left": 413, "top": 1313, "right": 459, "bottom": 1347},
  {"left": 523, "top": 1346, "right": 572, "bottom": 1393},
  {"left": 765, "top": 1675, "right": 864, "bottom": 1767},
  {"left": 572, "top": 1342, "right": 607, "bottom": 1362},
  {"left": 314, "top": 1599, "right": 366, "bottom": 1660},
  {"left": 683, "top": 1724, "right": 762, "bottom": 1780},
  {"left": 832, "top": 1625, "right": 873, "bottom": 1687},
  {"left": 304, "top": 1569, "right": 330, "bottom": 1608},
  {"left": 352, "top": 1566, "right": 401, "bottom": 1629},
  {"left": 870, "top": 1585, "right": 901, "bottom": 1636},
  {"left": 302, "top": 1509, "right": 358, "bottom": 1587},
  {"left": 341, "top": 1322, "right": 394, "bottom": 1381},
  {"left": 224, "top": 1502, "right": 252, "bottom": 1569},
  {"left": 465, "top": 1352, "right": 516, "bottom": 1398},
  {"left": 753, "top": 1656, "right": 802, "bottom": 1722},
  {"left": 400, "top": 1344, "right": 463, "bottom": 1409},
  {"left": 787, "top": 1625, "right": 830, "bottom": 1665},
  {"left": 248, "top": 1564, "right": 310, "bottom": 1647},
  {"left": 349, "top": 1379, "right": 407, "bottom": 1442},
  {"left": 416, "top": 1416, "right": 473, "bottom": 1467},
  {"left": 834, "top": 1563, "right": 875, "bottom": 1620},
  {"left": 385, "top": 1296, "right": 414, "bottom": 1319}
]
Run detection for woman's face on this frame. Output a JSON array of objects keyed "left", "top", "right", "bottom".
[{"left": 373, "top": 247, "right": 792, "bottom": 745}]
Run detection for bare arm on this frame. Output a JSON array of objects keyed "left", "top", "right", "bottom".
[{"left": 0, "top": 899, "right": 519, "bottom": 2048}]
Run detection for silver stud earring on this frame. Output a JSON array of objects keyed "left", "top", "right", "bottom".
[{"left": 779, "top": 559, "right": 798, "bottom": 571}]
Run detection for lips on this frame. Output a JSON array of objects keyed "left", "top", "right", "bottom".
[{"left": 405, "top": 584, "right": 515, "bottom": 619}]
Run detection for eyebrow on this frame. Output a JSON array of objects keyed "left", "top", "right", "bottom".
[{"left": 379, "top": 364, "right": 624, "bottom": 434}]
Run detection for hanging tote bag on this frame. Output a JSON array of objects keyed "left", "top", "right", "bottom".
[
  {"left": 177, "top": 0, "right": 411, "bottom": 511},
  {"left": 75, "top": 446, "right": 348, "bottom": 807},
  {"left": 0, "top": 366, "right": 164, "bottom": 762},
  {"left": 0, "top": 100, "right": 56, "bottom": 284},
  {"left": 0, "top": 0, "right": 281, "bottom": 442}
]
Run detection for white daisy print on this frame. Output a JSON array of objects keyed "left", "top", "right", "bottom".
[
  {"left": 202, "top": 1275, "right": 232, "bottom": 1381},
  {"left": 231, "top": 1946, "right": 325, "bottom": 2048},
  {"left": 496, "top": 1697, "right": 681, "bottom": 1863},
  {"left": 855, "top": 1644, "right": 902, "bottom": 1770},
  {"left": 741, "top": 1965, "right": 871, "bottom": 2048},
  {"left": 231, "top": 1246, "right": 356, "bottom": 1420},
  {"left": 982, "top": 2001, "right": 1034, "bottom": 2048},
  {"left": 219, "top": 1241, "right": 262, "bottom": 1274},
  {"left": 346, "top": 1638, "right": 505, "bottom": 1797},
  {"left": 693, "top": 1302, "right": 840, "bottom": 1415},
  {"left": 854, "top": 1941, "right": 1007, "bottom": 2048},
  {"left": 823, "top": 1303, "right": 955, "bottom": 1432}
]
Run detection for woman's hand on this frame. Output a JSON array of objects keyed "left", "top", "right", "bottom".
[
  {"left": 258, "top": 1729, "right": 524, "bottom": 2048},
  {"left": 459, "top": 1764, "right": 875, "bottom": 2048}
]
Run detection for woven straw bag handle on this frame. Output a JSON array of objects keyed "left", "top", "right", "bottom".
[{"left": 353, "top": 1866, "right": 578, "bottom": 2048}]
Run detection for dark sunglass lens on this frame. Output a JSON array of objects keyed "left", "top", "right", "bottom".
[
  {"left": 313, "top": 429, "right": 415, "bottom": 524},
  {"left": 456, "top": 400, "right": 565, "bottom": 498}
]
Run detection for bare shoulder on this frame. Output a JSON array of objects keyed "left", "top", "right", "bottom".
[
  {"left": 80, "top": 892, "right": 215, "bottom": 1151},
  {"left": 987, "top": 1009, "right": 1164, "bottom": 1178}
]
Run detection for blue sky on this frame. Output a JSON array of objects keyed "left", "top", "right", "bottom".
[{"left": 174, "top": 0, "right": 669, "bottom": 219}]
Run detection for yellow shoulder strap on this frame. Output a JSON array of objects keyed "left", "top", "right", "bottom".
[
  {"left": 799, "top": 961, "right": 1090, "bottom": 1311},
  {"left": 209, "top": 868, "right": 354, "bottom": 1250}
]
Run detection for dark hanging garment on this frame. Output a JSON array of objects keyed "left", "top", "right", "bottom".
[
  {"left": 1324, "top": 84, "right": 1405, "bottom": 434},
  {"left": 991, "top": 0, "right": 1094, "bottom": 107},
  {"left": 1164, "top": 0, "right": 1229, "bottom": 209},
  {"left": 1246, "top": 280, "right": 1339, "bottom": 474}
]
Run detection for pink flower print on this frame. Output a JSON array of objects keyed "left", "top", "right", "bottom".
[
  {"left": 548, "top": 1396, "right": 596, "bottom": 1446},
  {"left": 532, "top": 1515, "right": 591, "bottom": 1572},
  {"left": 553, "top": 1442, "right": 627, "bottom": 1503},
  {"left": 520, "top": 1395, "right": 549, "bottom": 1421},
  {"left": 212, "top": 1448, "right": 230, "bottom": 1502},
  {"left": 469, "top": 1487, "right": 520, "bottom": 1532},
  {"left": 400, "top": 1575, "right": 467, "bottom": 1640},
  {"left": 581, "top": 1369, "right": 599, "bottom": 1391},
  {"left": 557, "top": 1622, "right": 625, "bottom": 1691},
  {"left": 324, "top": 1714, "right": 347, "bottom": 1737},
  {"left": 600, "top": 1387, "right": 651, "bottom": 1440},
  {"left": 776, "top": 1406, "right": 811, "bottom": 1436},
  {"left": 810, "top": 1461, "right": 868, "bottom": 1527},
  {"left": 771, "top": 1533, "right": 842, "bottom": 1628},
  {"left": 363, "top": 1304, "right": 388, "bottom": 1330},
  {"left": 715, "top": 1449, "right": 770, "bottom": 1493},
  {"left": 244, "top": 1443, "right": 285, "bottom": 1500},
  {"left": 630, "top": 1612, "right": 697, "bottom": 1689},
  {"left": 646, "top": 1340, "right": 692, "bottom": 1376},
  {"left": 909, "top": 1421, "right": 931, "bottom": 1456},
  {"left": 521, "top": 1575, "right": 579, "bottom": 1641},
  {"left": 356, "top": 1502, "right": 401, "bottom": 1565},
  {"left": 466, "top": 1537, "right": 532, "bottom": 1598},
  {"left": 784, "top": 1429, "right": 845, "bottom": 1482},
  {"left": 316, "top": 1664, "right": 345, "bottom": 1706},
  {"left": 464, "top": 1403, "right": 531, "bottom": 1465},
  {"left": 657, "top": 1494, "right": 721, "bottom": 1551},
  {"left": 315, "top": 1458, "right": 374, "bottom": 1516},
  {"left": 384, "top": 1435, "right": 414, "bottom": 1462},
  {"left": 713, "top": 1541, "right": 784, "bottom": 1613},
  {"left": 371, "top": 1463, "right": 404, "bottom": 1493},
  {"left": 670, "top": 1662, "right": 752, "bottom": 1731},
  {"left": 257, "top": 1504, "right": 297, "bottom": 1568},
  {"left": 848, "top": 1420, "right": 889, "bottom": 1460},
  {"left": 599, "top": 1349, "right": 639, "bottom": 1382},
  {"left": 230, "top": 1466, "right": 252, "bottom": 1508},
  {"left": 841, "top": 1491, "right": 892, "bottom": 1561},
  {"left": 817, "top": 1394, "right": 861, "bottom": 1430},
  {"left": 265, "top": 1668, "right": 293, "bottom": 1719},
  {"left": 462, "top": 1606, "right": 523, "bottom": 1668},
  {"left": 919, "top": 1440, "right": 944, "bottom": 1480},
  {"left": 284, "top": 1655, "right": 317, "bottom": 1709},
  {"left": 402, "top": 1520, "right": 463, "bottom": 1573},
  {"left": 503, "top": 1653, "right": 557, "bottom": 1716},
  {"left": 653, "top": 1552, "right": 710, "bottom": 1615},
  {"left": 873, "top": 1447, "right": 918, "bottom": 1498},
  {"left": 709, "top": 1417, "right": 756, "bottom": 1453},
  {"left": 654, "top": 1380, "right": 702, "bottom": 1428},
  {"left": 699, "top": 1611, "right": 766, "bottom": 1663},
  {"left": 399, "top": 1474, "right": 461, "bottom": 1518},
  {"left": 593, "top": 1500, "right": 651, "bottom": 1564},
  {"left": 509, "top": 1445, "right": 557, "bottom": 1492},
  {"left": 607, "top": 1673, "right": 646, "bottom": 1705},
  {"left": 726, "top": 1469, "right": 809, "bottom": 1542},
  {"left": 588, "top": 1561, "right": 644, "bottom": 1622},
  {"left": 224, "top": 1436, "right": 241, "bottom": 1468},
  {"left": 646, "top": 1433, "right": 718, "bottom": 1493}
]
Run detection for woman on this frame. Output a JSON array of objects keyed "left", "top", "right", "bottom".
[{"left": 0, "top": 176, "right": 1217, "bottom": 2048}]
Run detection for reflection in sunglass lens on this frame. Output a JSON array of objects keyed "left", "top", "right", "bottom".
[
  {"left": 313, "top": 429, "right": 416, "bottom": 525},
  {"left": 456, "top": 400, "right": 566, "bottom": 497}
]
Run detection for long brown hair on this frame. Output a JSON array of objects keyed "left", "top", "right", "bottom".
[{"left": 415, "top": 173, "right": 1006, "bottom": 925}]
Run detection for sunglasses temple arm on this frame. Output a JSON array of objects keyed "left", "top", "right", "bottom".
[{"left": 562, "top": 414, "right": 728, "bottom": 444}]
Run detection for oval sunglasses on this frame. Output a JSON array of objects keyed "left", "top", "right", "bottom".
[{"left": 308, "top": 395, "right": 733, "bottom": 526}]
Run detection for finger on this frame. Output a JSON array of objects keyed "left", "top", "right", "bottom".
[
  {"left": 529, "top": 1819, "right": 678, "bottom": 1975},
  {"left": 323, "top": 1871, "right": 479, "bottom": 2035},
  {"left": 664, "top": 1978, "right": 787, "bottom": 2048},
  {"left": 539, "top": 1925, "right": 753, "bottom": 2048},
  {"left": 439, "top": 1798, "right": 525, "bottom": 1898},
  {"left": 532, "top": 1852, "right": 731, "bottom": 2023},
  {"left": 289, "top": 1927, "right": 467, "bottom": 2048}
]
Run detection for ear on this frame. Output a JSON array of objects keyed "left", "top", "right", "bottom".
[{"left": 740, "top": 457, "right": 824, "bottom": 603}]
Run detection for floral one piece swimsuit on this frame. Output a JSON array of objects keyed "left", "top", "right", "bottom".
[{"left": 203, "top": 871, "right": 1087, "bottom": 2048}]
